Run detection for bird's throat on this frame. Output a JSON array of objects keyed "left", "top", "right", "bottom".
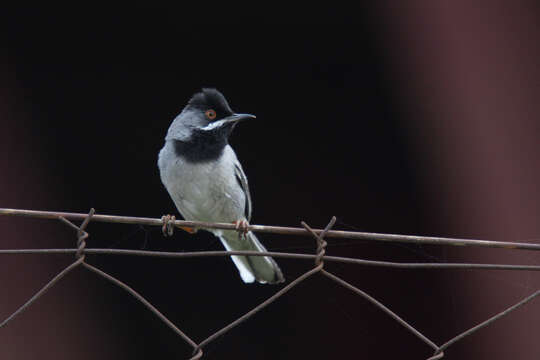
[{"left": 173, "top": 128, "right": 229, "bottom": 163}]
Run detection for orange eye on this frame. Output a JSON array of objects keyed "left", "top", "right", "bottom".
[{"left": 205, "top": 109, "right": 217, "bottom": 120}]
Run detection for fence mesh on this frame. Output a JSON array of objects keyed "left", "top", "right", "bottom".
[{"left": 0, "top": 207, "right": 539, "bottom": 359}]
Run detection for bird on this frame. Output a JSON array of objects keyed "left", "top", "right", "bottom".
[{"left": 157, "top": 88, "right": 284, "bottom": 284}]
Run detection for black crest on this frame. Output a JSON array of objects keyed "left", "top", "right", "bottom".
[{"left": 187, "top": 88, "right": 234, "bottom": 119}]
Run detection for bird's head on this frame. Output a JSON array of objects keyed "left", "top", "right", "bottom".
[{"left": 165, "top": 88, "right": 255, "bottom": 142}]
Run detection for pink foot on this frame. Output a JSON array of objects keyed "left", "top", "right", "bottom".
[
  {"left": 233, "top": 219, "right": 250, "bottom": 239},
  {"left": 161, "top": 214, "right": 176, "bottom": 236}
]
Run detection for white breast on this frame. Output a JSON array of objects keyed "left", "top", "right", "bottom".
[{"left": 158, "top": 142, "right": 246, "bottom": 224}]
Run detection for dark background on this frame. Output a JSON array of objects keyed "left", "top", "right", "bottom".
[{"left": 1, "top": 5, "right": 539, "bottom": 360}]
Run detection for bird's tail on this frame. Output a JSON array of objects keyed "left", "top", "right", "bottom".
[{"left": 219, "top": 230, "right": 284, "bottom": 284}]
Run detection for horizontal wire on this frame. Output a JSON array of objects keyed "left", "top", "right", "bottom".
[
  {"left": 1, "top": 207, "right": 540, "bottom": 250},
  {"left": 0, "top": 248, "right": 539, "bottom": 271}
]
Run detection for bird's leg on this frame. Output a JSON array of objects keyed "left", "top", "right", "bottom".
[
  {"left": 233, "top": 219, "right": 250, "bottom": 239},
  {"left": 161, "top": 215, "right": 198, "bottom": 236}
]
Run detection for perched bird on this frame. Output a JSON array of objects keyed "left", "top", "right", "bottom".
[{"left": 158, "top": 88, "right": 284, "bottom": 284}]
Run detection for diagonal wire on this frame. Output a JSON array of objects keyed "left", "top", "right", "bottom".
[
  {"left": 81, "top": 262, "right": 200, "bottom": 351},
  {"left": 195, "top": 264, "right": 323, "bottom": 351},
  {"left": 0, "top": 209, "right": 95, "bottom": 329},
  {"left": 305, "top": 217, "right": 440, "bottom": 351},
  {"left": 0, "top": 256, "right": 84, "bottom": 328},
  {"left": 60, "top": 209, "right": 202, "bottom": 355},
  {"left": 322, "top": 269, "right": 440, "bottom": 351},
  {"left": 433, "top": 288, "right": 540, "bottom": 356},
  {"left": 194, "top": 218, "right": 336, "bottom": 352}
]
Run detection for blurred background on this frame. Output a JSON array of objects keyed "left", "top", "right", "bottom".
[{"left": 1, "top": 4, "right": 539, "bottom": 359}]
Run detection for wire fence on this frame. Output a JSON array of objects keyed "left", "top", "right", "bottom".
[{"left": 0, "top": 207, "right": 539, "bottom": 359}]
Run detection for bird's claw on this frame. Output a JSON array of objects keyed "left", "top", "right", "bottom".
[
  {"left": 161, "top": 214, "right": 176, "bottom": 236},
  {"left": 234, "top": 220, "right": 250, "bottom": 239}
]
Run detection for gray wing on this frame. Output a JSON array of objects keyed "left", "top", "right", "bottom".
[{"left": 234, "top": 161, "right": 252, "bottom": 221}]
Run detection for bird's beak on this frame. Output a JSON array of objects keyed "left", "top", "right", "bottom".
[
  {"left": 223, "top": 113, "right": 256, "bottom": 124},
  {"left": 199, "top": 113, "right": 256, "bottom": 131}
]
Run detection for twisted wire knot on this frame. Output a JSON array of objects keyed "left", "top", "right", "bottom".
[
  {"left": 58, "top": 208, "right": 95, "bottom": 262},
  {"left": 315, "top": 236, "right": 327, "bottom": 267},
  {"left": 301, "top": 216, "right": 336, "bottom": 270},
  {"left": 76, "top": 230, "right": 88, "bottom": 260}
]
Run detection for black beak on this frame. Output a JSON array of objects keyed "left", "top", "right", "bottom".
[{"left": 222, "top": 113, "right": 256, "bottom": 124}]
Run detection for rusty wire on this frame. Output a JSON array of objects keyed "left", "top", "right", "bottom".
[
  {"left": 2, "top": 208, "right": 540, "bottom": 250},
  {"left": 0, "top": 208, "right": 539, "bottom": 359}
]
